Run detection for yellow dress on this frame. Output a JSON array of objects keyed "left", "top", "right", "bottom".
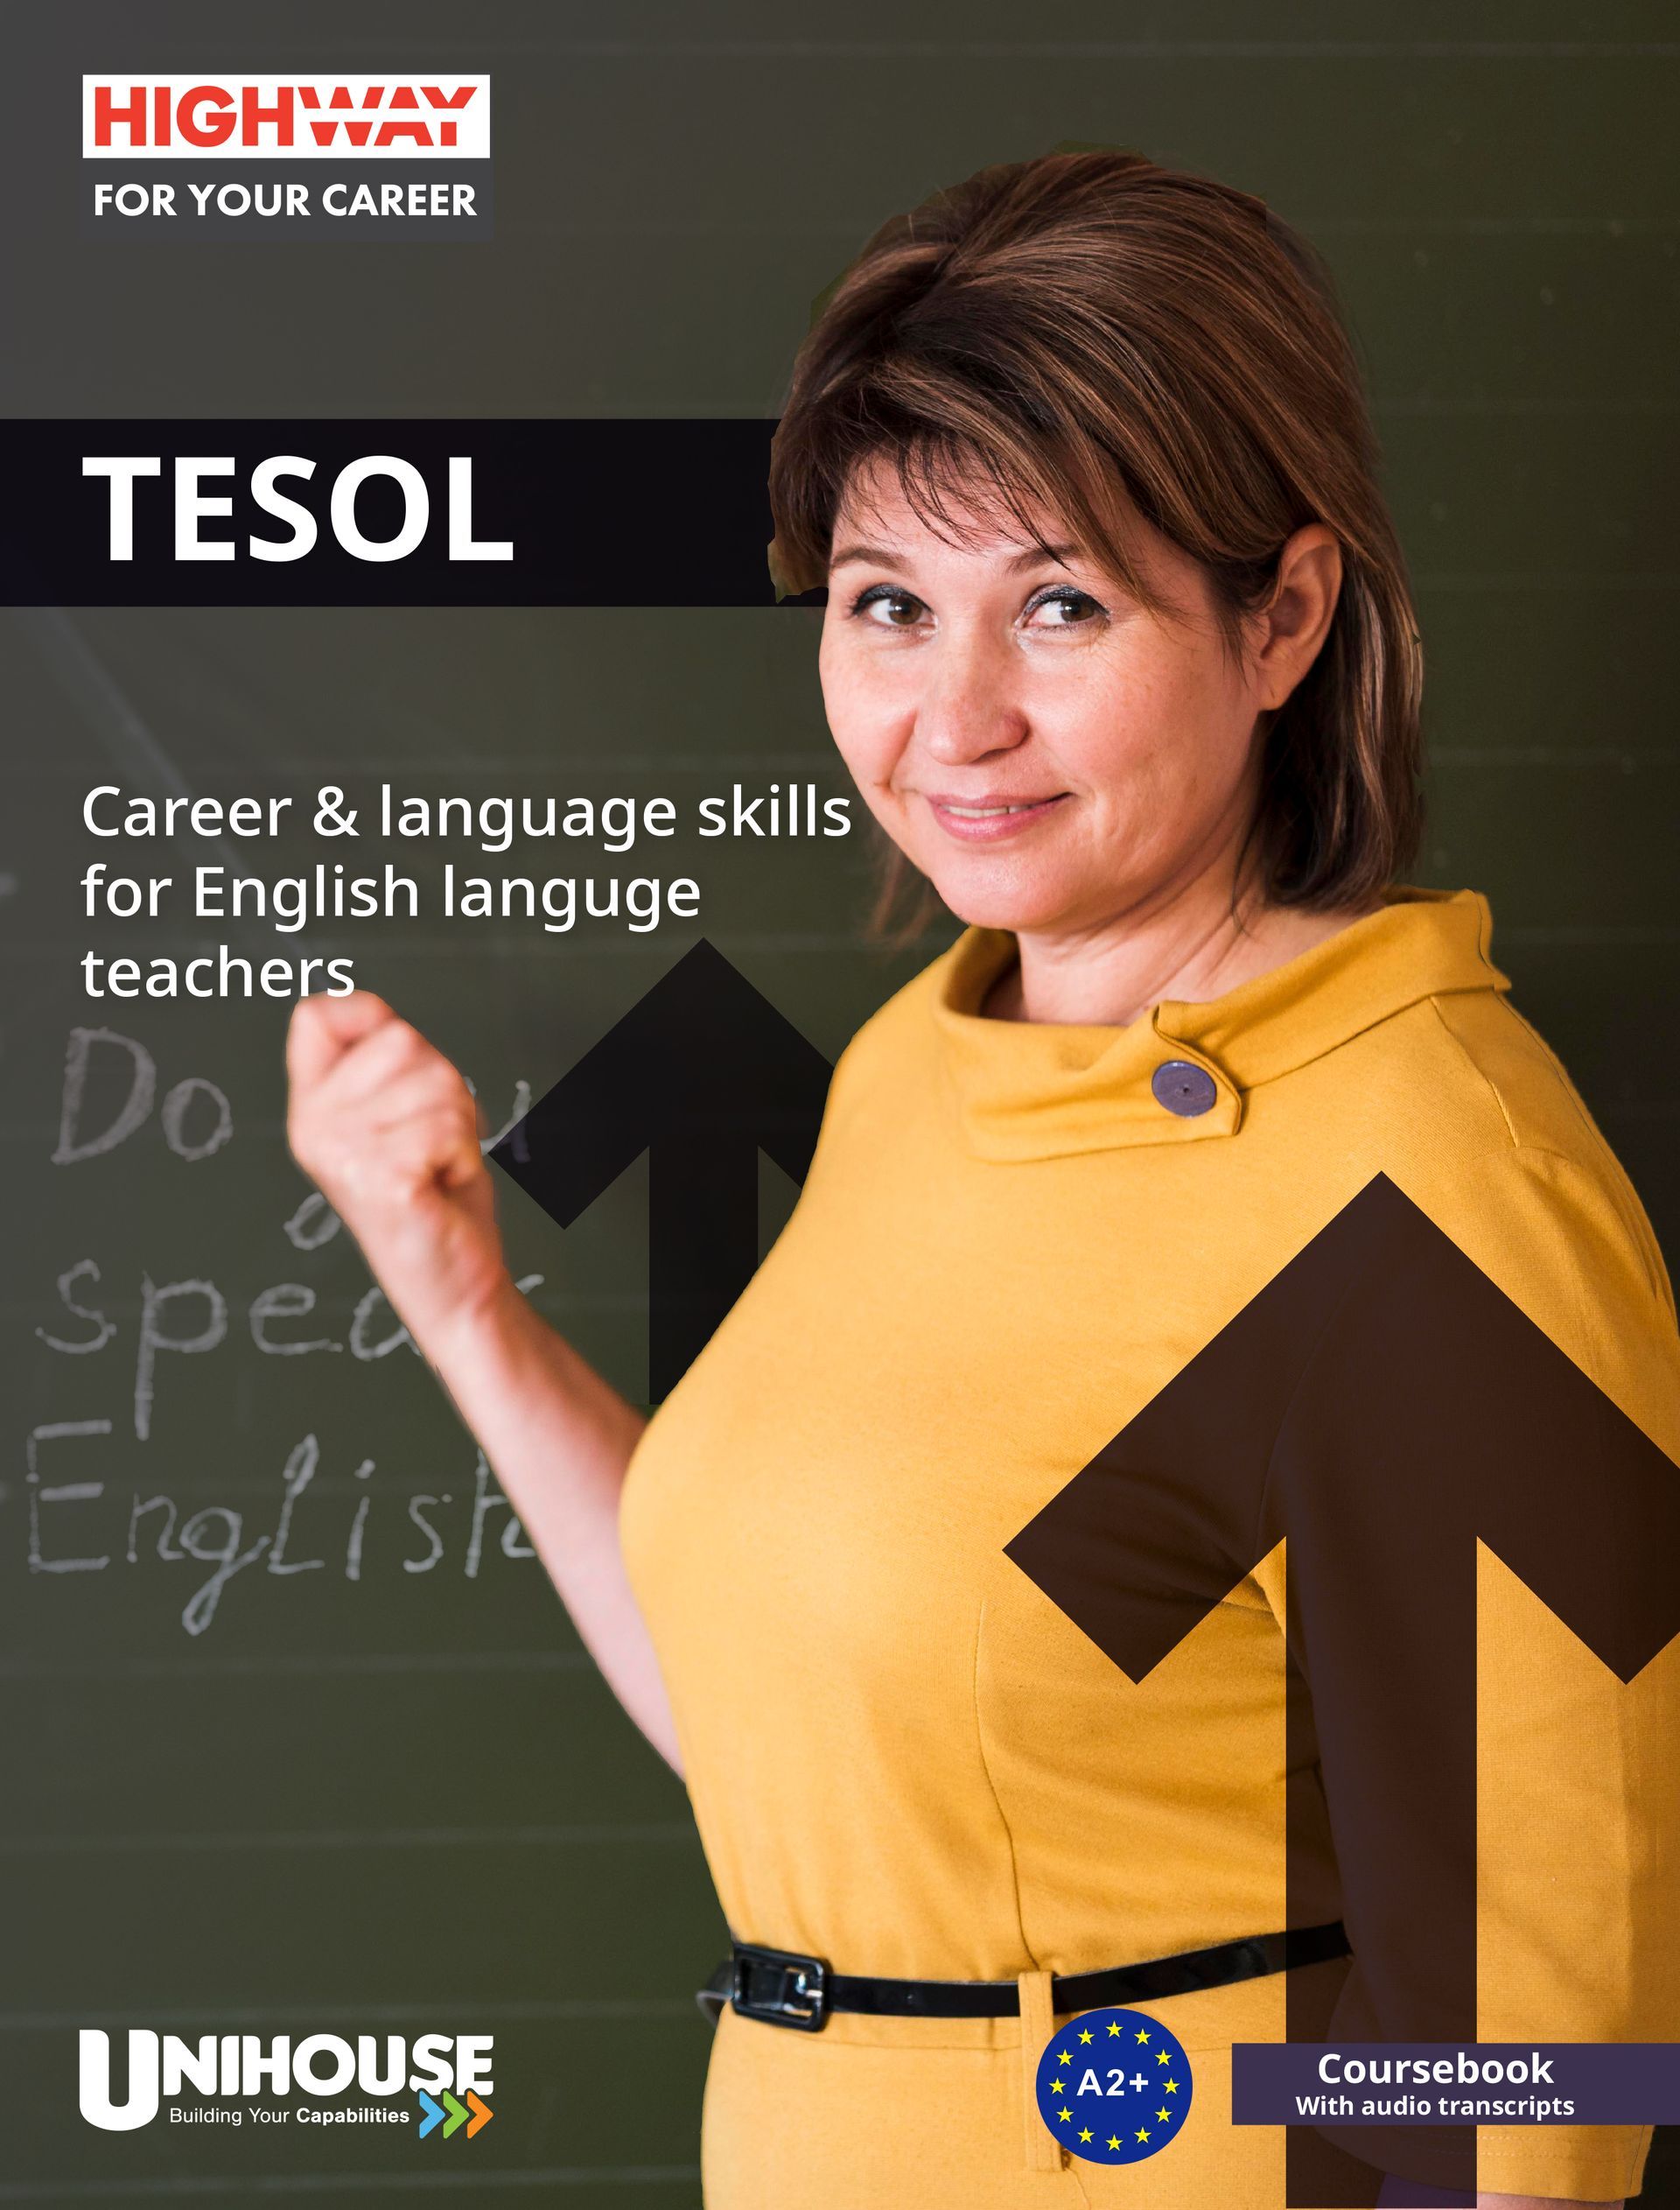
[{"left": 619, "top": 888, "right": 1680, "bottom": 2207}]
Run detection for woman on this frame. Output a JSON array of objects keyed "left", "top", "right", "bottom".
[{"left": 287, "top": 152, "right": 1679, "bottom": 2207}]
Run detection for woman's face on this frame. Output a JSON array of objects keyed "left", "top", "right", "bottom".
[{"left": 818, "top": 455, "right": 1333, "bottom": 941}]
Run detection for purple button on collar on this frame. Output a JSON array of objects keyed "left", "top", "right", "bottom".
[{"left": 1152, "top": 1060, "right": 1219, "bottom": 1117}]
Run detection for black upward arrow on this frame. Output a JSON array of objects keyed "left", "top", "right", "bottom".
[
  {"left": 1006, "top": 1172, "right": 1680, "bottom": 2206},
  {"left": 489, "top": 940, "right": 833, "bottom": 1400}
]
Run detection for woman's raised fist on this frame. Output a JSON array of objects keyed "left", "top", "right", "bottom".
[{"left": 285, "top": 992, "right": 510, "bottom": 1353}]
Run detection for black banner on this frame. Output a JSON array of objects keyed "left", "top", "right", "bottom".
[{"left": 0, "top": 419, "right": 805, "bottom": 607}]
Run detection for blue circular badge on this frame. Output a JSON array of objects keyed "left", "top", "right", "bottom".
[{"left": 1033, "top": 2007, "right": 1194, "bottom": 2164}]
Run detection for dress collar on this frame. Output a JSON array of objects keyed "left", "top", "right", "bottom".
[{"left": 929, "top": 888, "right": 1510, "bottom": 1161}]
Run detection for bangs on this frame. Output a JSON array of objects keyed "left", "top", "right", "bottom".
[{"left": 769, "top": 385, "right": 1168, "bottom": 620}]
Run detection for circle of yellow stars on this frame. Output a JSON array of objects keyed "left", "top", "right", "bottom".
[{"left": 1036, "top": 2009, "right": 1191, "bottom": 2165}]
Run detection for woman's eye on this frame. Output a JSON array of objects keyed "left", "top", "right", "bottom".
[
  {"left": 851, "top": 586, "right": 928, "bottom": 628},
  {"left": 1026, "top": 587, "right": 1105, "bottom": 628}
]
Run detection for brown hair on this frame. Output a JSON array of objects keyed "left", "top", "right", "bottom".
[{"left": 767, "top": 149, "right": 1424, "bottom": 925}]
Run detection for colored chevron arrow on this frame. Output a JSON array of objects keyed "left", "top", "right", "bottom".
[{"left": 416, "top": 2084, "right": 492, "bottom": 2141}]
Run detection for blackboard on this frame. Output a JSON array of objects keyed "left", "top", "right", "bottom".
[{"left": 6, "top": 595, "right": 917, "bottom": 2204}]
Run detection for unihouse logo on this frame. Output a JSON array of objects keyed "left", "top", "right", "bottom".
[
  {"left": 80, "top": 75, "right": 493, "bottom": 236},
  {"left": 79, "top": 2028, "right": 495, "bottom": 2137}
]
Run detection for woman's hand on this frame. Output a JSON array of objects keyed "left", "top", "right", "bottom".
[{"left": 286, "top": 992, "right": 509, "bottom": 1358}]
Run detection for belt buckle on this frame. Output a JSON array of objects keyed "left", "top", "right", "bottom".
[{"left": 730, "top": 1943, "right": 830, "bottom": 2031}]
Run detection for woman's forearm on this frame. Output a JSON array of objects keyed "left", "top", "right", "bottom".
[
  {"left": 285, "top": 993, "right": 682, "bottom": 1772},
  {"left": 424, "top": 1277, "right": 681, "bottom": 1772}
]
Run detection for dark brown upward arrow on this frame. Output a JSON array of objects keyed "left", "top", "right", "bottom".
[
  {"left": 490, "top": 941, "right": 832, "bottom": 1400},
  {"left": 1005, "top": 1172, "right": 1680, "bottom": 2206}
]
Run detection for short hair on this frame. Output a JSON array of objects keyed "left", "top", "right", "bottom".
[{"left": 767, "top": 149, "right": 1424, "bottom": 915}]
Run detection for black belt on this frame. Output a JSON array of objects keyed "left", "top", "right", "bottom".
[{"left": 698, "top": 1919, "right": 1349, "bottom": 2031}]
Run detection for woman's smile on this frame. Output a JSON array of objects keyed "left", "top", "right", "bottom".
[{"left": 918, "top": 789, "right": 1073, "bottom": 842}]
